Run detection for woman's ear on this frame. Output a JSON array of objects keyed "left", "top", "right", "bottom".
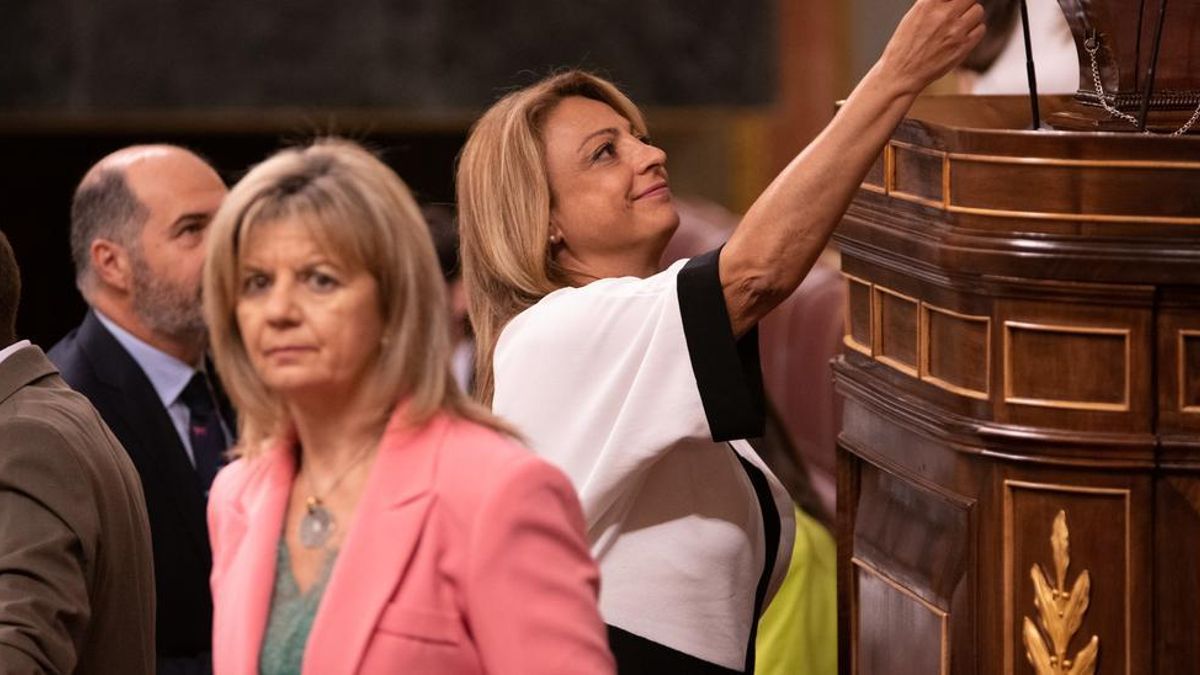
[{"left": 90, "top": 238, "right": 134, "bottom": 293}]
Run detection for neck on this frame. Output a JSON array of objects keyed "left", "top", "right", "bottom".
[
  {"left": 91, "top": 294, "right": 205, "bottom": 365},
  {"left": 555, "top": 246, "right": 661, "bottom": 286},
  {"left": 287, "top": 385, "right": 387, "bottom": 476}
]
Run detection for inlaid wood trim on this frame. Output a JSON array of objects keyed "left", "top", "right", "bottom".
[
  {"left": 1002, "top": 481, "right": 1131, "bottom": 675},
  {"left": 857, "top": 142, "right": 1200, "bottom": 225},
  {"left": 920, "top": 304, "right": 991, "bottom": 400},
  {"left": 889, "top": 188, "right": 947, "bottom": 211},
  {"left": 843, "top": 273, "right": 874, "bottom": 356},
  {"left": 941, "top": 150, "right": 952, "bottom": 210},
  {"left": 1002, "top": 321, "right": 1132, "bottom": 412},
  {"left": 872, "top": 285, "right": 921, "bottom": 377},
  {"left": 947, "top": 205, "right": 1200, "bottom": 226},
  {"left": 851, "top": 556, "right": 950, "bottom": 675},
  {"left": 883, "top": 142, "right": 896, "bottom": 194},
  {"left": 1177, "top": 330, "right": 1200, "bottom": 413},
  {"left": 946, "top": 152, "right": 1200, "bottom": 172}
]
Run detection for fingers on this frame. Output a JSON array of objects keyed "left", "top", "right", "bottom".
[
  {"left": 965, "top": 22, "right": 986, "bottom": 47},
  {"left": 960, "top": 2, "right": 985, "bottom": 24},
  {"left": 952, "top": 2, "right": 986, "bottom": 45},
  {"left": 944, "top": 0, "right": 979, "bottom": 17}
]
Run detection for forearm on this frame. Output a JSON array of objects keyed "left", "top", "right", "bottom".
[{"left": 721, "top": 65, "right": 915, "bottom": 335}]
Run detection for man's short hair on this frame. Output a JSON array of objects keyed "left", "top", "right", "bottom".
[
  {"left": 69, "top": 169, "right": 148, "bottom": 289},
  {"left": 0, "top": 230, "right": 21, "bottom": 347}
]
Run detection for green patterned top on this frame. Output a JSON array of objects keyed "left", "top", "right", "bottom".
[{"left": 259, "top": 541, "right": 338, "bottom": 675}]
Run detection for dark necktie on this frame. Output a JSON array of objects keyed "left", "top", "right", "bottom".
[{"left": 180, "top": 371, "right": 228, "bottom": 490}]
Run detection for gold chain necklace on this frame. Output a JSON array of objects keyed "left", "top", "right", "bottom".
[{"left": 297, "top": 442, "right": 375, "bottom": 549}]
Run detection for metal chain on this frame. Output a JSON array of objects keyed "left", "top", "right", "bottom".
[
  {"left": 1085, "top": 34, "right": 1200, "bottom": 136},
  {"left": 1175, "top": 102, "right": 1200, "bottom": 137}
]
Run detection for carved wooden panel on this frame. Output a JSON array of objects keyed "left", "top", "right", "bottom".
[
  {"left": 854, "top": 558, "right": 949, "bottom": 675},
  {"left": 845, "top": 273, "right": 873, "bottom": 355},
  {"left": 891, "top": 141, "right": 945, "bottom": 209},
  {"left": 923, "top": 305, "right": 990, "bottom": 400},
  {"left": 949, "top": 158, "right": 1200, "bottom": 224},
  {"left": 1003, "top": 322, "right": 1130, "bottom": 412},
  {"left": 1178, "top": 331, "right": 1200, "bottom": 412},
  {"left": 874, "top": 286, "right": 920, "bottom": 375},
  {"left": 1153, "top": 294, "right": 1200, "bottom": 446},
  {"left": 854, "top": 462, "right": 972, "bottom": 602},
  {"left": 1154, "top": 475, "right": 1200, "bottom": 671},
  {"left": 1004, "top": 481, "right": 1130, "bottom": 675}
]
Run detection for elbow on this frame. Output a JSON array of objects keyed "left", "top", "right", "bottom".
[{"left": 729, "top": 268, "right": 792, "bottom": 327}]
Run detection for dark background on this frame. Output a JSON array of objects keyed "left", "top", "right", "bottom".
[
  {"left": 1, "top": 0, "right": 774, "bottom": 109},
  {"left": 0, "top": 0, "right": 774, "bottom": 347}
]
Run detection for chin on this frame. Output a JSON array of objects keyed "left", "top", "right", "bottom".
[
  {"left": 261, "top": 374, "right": 326, "bottom": 398},
  {"left": 651, "top": 212, "right": 681, "bottom": 247}
]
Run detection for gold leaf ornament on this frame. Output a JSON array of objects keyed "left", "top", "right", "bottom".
[{"left": 1021, "top": 510, "right": 1099, "bottom": 675}]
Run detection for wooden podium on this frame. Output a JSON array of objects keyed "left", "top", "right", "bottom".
[{"left": 833, "top": 94, "right": 1200, "bottom": 674}]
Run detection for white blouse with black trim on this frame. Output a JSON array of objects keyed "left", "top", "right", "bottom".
[{"left": 493, "top": 249, "right": 796, "bottom": 673}]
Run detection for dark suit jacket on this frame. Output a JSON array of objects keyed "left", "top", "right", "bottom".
[
  {"left": 0, "top": 344, "right": 155, "bottom": 674},
  {"left": 50, "top": 311, "right": 220, "bottom": 674}
]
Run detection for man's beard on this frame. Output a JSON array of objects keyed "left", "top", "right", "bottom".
[{"left": 129, "top": 249, "right": 207, "bottom": 348}]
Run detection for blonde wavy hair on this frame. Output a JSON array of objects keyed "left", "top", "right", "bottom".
[
  {"left": 205, "top": 138, "right": 512, "bottom": 456},
  {"left": 456, "top": 70, "right": 646, "bottom": 403}
]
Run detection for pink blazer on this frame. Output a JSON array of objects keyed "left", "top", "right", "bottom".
[{"left": 208, "top": 408, "right": 615, "bottom": 675}]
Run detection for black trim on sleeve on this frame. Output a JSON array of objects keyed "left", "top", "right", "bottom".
[
  {"left": 607, "top": 625, "right": 742, "bottom": 675},
  {"left": 733, "top": 446, "right": 783, "bottom": 675},
  {"left": 677, "top": 247, "right": 766, "bottom": 441}
]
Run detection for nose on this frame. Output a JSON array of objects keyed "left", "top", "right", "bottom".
[
  {"left": 635, "top": 139, "right": 667, "bottom": 175},
  {"left": 263, "top": 277, "right": 300, "bottom": 327}
]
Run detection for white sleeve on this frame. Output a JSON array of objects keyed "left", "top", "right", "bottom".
[{"left": 492, "top": 249, "right": 765, "bottom": 526}]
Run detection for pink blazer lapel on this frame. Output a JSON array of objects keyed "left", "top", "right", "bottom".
[
  {"left": 302, "top": 411, "right": 449, "bottom": 675},
  {"left": 220, "top": 446, "right": 295, "bottom": 675}
]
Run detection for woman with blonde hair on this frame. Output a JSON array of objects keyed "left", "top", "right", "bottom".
[
  {"left": 203, "top": 139, "right": 614, "bottom": 675},
  {"left": 457, "top": 1, "right": 984, "bottom": 672}
]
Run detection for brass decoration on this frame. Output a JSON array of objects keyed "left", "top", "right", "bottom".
[{"left": 1022, "top": 510, "right": 1100, "bottom": 675}]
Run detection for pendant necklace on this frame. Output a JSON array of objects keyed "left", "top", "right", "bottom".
[{"left": 298, "top": 443, "right": 374, "bottom": 549}]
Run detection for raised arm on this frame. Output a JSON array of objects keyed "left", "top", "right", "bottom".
[{"left": 720, "top": 0, "right": 985, "bottom": 336}]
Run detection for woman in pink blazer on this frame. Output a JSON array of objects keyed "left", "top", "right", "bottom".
[{"left": 202, "top": 139, "right": 615, "bottom": 675}]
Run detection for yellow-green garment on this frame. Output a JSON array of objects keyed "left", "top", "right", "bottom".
[{"left": 756, "top": 505, "right": 837, "bottom": 675}]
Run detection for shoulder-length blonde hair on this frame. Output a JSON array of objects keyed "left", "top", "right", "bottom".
[
  {"left": 456, "top": 70, "right": 646, "bottom": 404},
  {"left": 206, "top": 138, "right": 512, "bottom": 456}
]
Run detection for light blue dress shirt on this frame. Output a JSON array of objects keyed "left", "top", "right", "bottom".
[{"left": 94, "top": 311, "right": 228, "bottom": 466}]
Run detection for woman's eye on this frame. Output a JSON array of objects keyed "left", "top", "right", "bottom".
[
  {"left": 240, "top": 273, "right": 270, "bottom": 294},
  {"left": 305, "top": 271, "right": 340, "bottom": 291},
  {"left": 591, "top": 142, "right": 616, "bottom": 162}
]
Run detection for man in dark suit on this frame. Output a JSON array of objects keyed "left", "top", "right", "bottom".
[
  {"left": 49, "top": 145, "right": 231, "bottom": 675},
  {"left": 0, "top": 230, "right": 156, "bottom": 674}
]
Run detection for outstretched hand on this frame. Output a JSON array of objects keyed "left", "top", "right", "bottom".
[{"left": 880, "top": 0, "right": 987, "bottom": 97}]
